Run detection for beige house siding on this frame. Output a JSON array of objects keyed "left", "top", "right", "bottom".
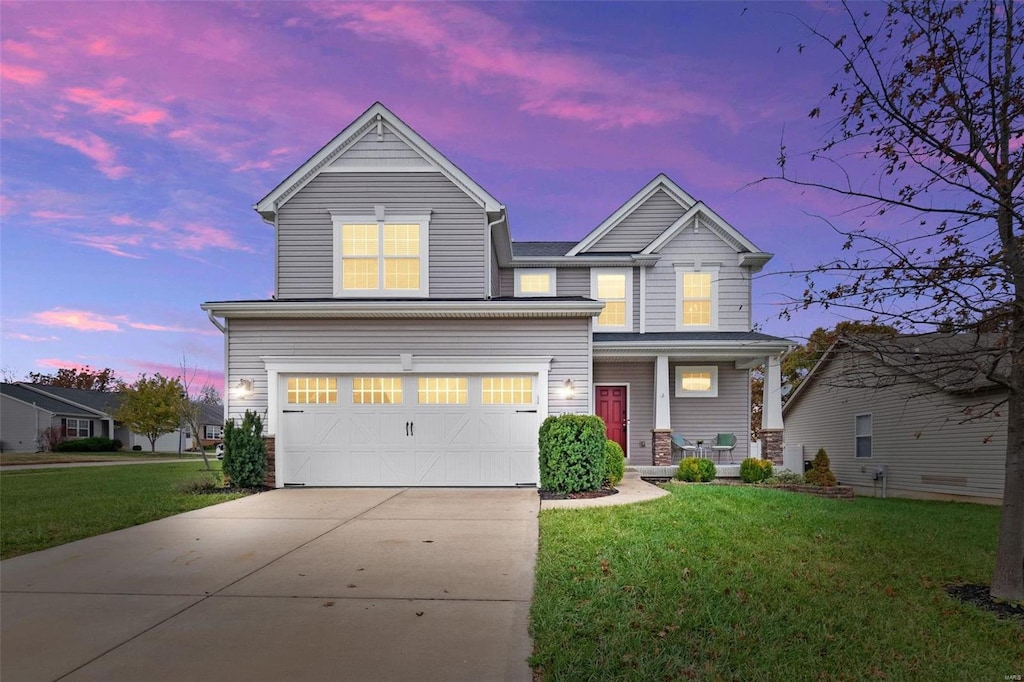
[
  {"left": 670, "top": 362, "right": 751, "bottom": 460},
  {"left": 276, "top": 172, "right": 488, "bottom": 299},
  {"left": 783, "top": 352, "right": 1006, "bottom": 502},
  {"left": 226, "top": 317, "right": 592, "bottom": 423}
]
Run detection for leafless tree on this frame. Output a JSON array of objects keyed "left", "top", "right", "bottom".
[{"left": 765, "top": 0, "right": 1022, "bottom": 599}]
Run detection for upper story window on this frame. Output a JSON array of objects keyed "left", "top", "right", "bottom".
[
  {"left": 332, "top": 213, "right": 430, "bottom": 297},
  {"left": 591, "top": 268, "right": 633, "bottom": 331},
  {"left": 514, "top": 268, "right": 556, "bottom": 297},
  {"left": 676, "top": 266, "right": 718, "bottom": 330}
]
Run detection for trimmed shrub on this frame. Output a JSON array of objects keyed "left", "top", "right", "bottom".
[
  {"left": 53, "top": 437, "right": 119, "bottom": 453},
  {"left": 223, "top": 410, "right": 267, "bottom": 488},
  {"left": 805, "top": 448, "right": 838, "bottom": 487},
  {"left": 176, "top": 470, "right": 223, "bottom": 494},
  {"left": 675, "top": 457, "right": 716, "bottom": 482},
  {"left": 603, "top": 440, "right": 625, "bottom": 486},
  {"left": 763, "top": 470, "right": 806, "bottom": 485},
  {"left": 740, "top": 458, "right": 774, "bottom": 483},
  {"left": 538, "top": 414, "right": 606, "bottom": 493},
  {"left": 112, "top": 439, "right": 123, "bottom": 451}
]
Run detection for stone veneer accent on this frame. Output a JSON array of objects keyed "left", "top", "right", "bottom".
[
  {"left": 652, "top": 429, "right": 672, "bottom": 466},
  {"left": 761, "top": 429, "right": 783, "bottom": 465},
  {"left": 263, "top": 436, "right": 276, "bottom": 488}
]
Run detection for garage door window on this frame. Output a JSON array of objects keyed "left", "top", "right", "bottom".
[
  {"left": 417, "top": 377, "right": 468, "bottom": 404},
  {"left": 482, "top": 377, "right": 533, "bottom": 404},
  {"left": 352, "top": 377, "right": 403, "bottom": 404},
  {"left": 287, "top": 377, "right": 338, "bottom": 404}
]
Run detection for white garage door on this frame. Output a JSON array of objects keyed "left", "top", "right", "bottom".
[{"left": 280, "top": 375, "right": 540, "bottom": 486}]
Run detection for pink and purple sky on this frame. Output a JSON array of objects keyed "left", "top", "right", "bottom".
[{"left": 1, "top": 1, "right": 880, "bottom": 391}]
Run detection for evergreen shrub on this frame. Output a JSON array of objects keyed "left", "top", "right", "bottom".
[
  {"left": 223, "top": 410, "right": 267, "bottom": 488},
  {"left": 538, "top": 414, "right": 605, "bottom": 493}
]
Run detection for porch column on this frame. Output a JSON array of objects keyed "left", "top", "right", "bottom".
[
  {"left": 762, "top": 354, "right": 784, "bottom": 465},
  {"left": 652, "top": 355, "right": 672, "bottom": 466}
]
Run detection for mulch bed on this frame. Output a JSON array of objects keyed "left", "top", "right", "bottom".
[
  {"left": 946, "top": 583, "right": 1024, "bottom": 622},
  {"left": 539, "top": 486, "right": 619, "bottom": 501}
]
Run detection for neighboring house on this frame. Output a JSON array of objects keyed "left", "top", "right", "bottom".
[
  {"left": 197, "top": 401, "right": 225, "bottom": 446},
  {"left": 201, "top": 102, "right": 792, "bottom": 488},
  {"left": 0, "top": 383, "right": 189, "bottom": 453},
  {"left": 783, "top": 334, "right": 1008, "bottom": 504}
]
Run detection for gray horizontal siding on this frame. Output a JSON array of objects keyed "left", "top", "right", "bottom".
[
  {"left": 226, "top": 317, "right": 591, "bottom": 425},
  {"left": 670, "top": 362, "right": 751, "bottom": 460},
  {"left": 783, "top": 352, "right": 1007, "bottom": 501},
  {"left": 646, "top": 216, "right": 751, "bottom": 333},
  {"left": 329, "top": 125, "right": 430, "bottom": 167},
  {"left": 594, "top": 361, "right": 655, "bottom": 465},
  {"left": 277, "top": 172, "right": 487, "bottom": 299},
  {"left": 498, "top": 268, "right": 514, "bottom": 297},
  {"left": 556, "top": 269, "right": 590, "bottom": 297},
  {"left": 0, "top": 396, "right": 49, "bottom": 452},
  {"left": 587, "top": 189, "right": 686, "bottom": 253}
]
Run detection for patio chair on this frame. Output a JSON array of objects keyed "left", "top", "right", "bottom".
[
  {"left": 670, "top": 434, "right": 698, "bottom": 463},
  {"left": 710, "top": 433, "right": 737, "bottom": 462}
]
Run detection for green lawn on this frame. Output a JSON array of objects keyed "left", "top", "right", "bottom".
[
  {"left": 0, "top": 451, "right": 202, "bottom": 466},
  {"left": 531, "top": 484, "right": 1022, "bottom": 680},
  {"left": 1, "top": 462, "right": 244, "bottom": 560}
]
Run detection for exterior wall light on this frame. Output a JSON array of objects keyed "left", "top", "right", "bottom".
[
  {"left": 232, "top": 378, "right": 253, "bottom": 398},
  {"left": 561, "top": 378, "right": 575, "bottom": 400}
]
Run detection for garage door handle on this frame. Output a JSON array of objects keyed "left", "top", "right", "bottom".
[
  {"left": 410, "top": 421, "right": 414, "bottom": 436},
  {"left": 283, "top": 409, "right": 304, "bottom": 413},
  {"left": 516, "top": 409, "right": 537, "bottom": 413},
  {"left": 405, "top": 421, "right": 409, "bottom": 436}
]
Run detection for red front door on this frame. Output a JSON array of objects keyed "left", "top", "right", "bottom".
[{"left": 596, "top": 386, "right": 628, "bottom": 455}]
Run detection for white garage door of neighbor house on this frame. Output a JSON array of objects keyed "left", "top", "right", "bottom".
[{"left": 280, "top": 375, "right": 540, "bottom": 486}]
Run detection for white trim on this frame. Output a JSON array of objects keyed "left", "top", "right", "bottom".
[
  {"left": 855, "top": 413, "right": 873, "bottom": 459},
  {"left": 514, "top": 268, "right": 557, "bottom": 297},
  {"left": 320, "top": 166, "right": 439, "bottom": 174},
  {"left": 674, "top": 365, "right": 719, "bottom": 398},
  {"left": 639, "top": 266, "right": 647, "bottom": 334},
  {"left": 567, "top": 175, "right": 695, "bottom": 256},
  {"left": 202, "top": 299, "right": 604, "bottom": 319},
  {"left": 595, "top": 382, "right": 630, "bottom": 459},
  {"left": 654, "top": 356, "right": 671, "bottom": 430},
  {"left": 642, "top": 201, "right": 764, "bottom": 256},
  {"left": 675, "top": 265, "right": 719, "bottom": 331},
  {"left": 331, "top": 213, "right": 431, "bottom": 298},
  {"left": 255, "top": 103, "right": 504, "bottom": 219},
  {"left": 591, "top": 267, "right": 633, "bottom": 332}
]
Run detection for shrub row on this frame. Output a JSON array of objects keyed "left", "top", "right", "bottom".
[
  {"left": 675, "top": 457, "right": 716, "bottom": 482},
  {"left": 53, "top": 437, "right": 122, "bottom": 453}
]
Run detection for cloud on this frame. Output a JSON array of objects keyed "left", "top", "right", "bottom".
[
  {"left": 129, "top": 360, "right": 224, "bottom": 390},
  {"left": 71, "top": 234, "right": 146, "bottom": 259},
  {"left": 64, "top": 84, "right": 169, "bottom": 127},
  {"left": 172, "top": 223, "right": 251, "bottom": 252},
  {"left": 0, "top": 62, "right": 46, "bottom": 85},
  {"left": 128, "top": 322, "right": 219, "bottom": 336},
  {"left": 41, "top": 131, "right": 129, "bottom": 179},
  {"left": 109, "top": 213, "right": 137, "bottom": 226},
  {"left": 4, "top": 332, "right": 59, "bottom": 342},
  {"left": 2, "top": 40, "right": 38, "bottom": 59},
  {"left": 36, "top": 358, "right": 95, "bottom": 372},
  {"left": 312, "top": 3, "right": 739, "bottom": 130},
  {"left": 30, "top": 210, "right": 84, "bottom": 220},
  {"left": 28, "top": 309, "right": 124, "bottom": 332}
]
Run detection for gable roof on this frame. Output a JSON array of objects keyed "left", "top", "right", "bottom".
[
  {"left": 566, "top": 174, "right": 695, "bottom": 256},
  {"left": 255, "top": 102, "right": 504, "bottom": 221},
  {"left": 783, "top": 333, "right": 1008, "bottom": 413},
  {"left": 1, "top": 383, "right": 108, "bottom": 417},
  {"left": 640, "top": 200, "right": 768, "bottom": 265}
]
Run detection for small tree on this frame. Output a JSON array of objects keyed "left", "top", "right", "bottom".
[
  {"left": 223, "top": 410, "right": 266, "bottom": 488},
  {"left": 805, "top": 448, "right": 838, "bottom": 487},
  {"left": 177, "top": 357, "right": 221, "bottom": 471},
  {"left": 114, "top": 374, "right": 185, "bottom": 452}
]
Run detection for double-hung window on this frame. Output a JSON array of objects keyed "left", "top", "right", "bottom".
[
  {"left": 332, "top": 213, "right": 430, "bottom": 297},
  {"left": 676, "top": 266, "right": 718, "bottom": 330},
  {"left": 63, "top": 418, "right": 90, "bottom": 438},
  {"left": 591, "top": 268, "right": 632, "bottom": 331},
  {"left": 855, "top": 414, "right": 873, "bottom": 458}
]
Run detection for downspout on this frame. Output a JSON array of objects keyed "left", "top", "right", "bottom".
[
  {"left": 485, "top": 209, "right": 505, "bottom": 300},
  {"left": 206, "top": 309, "right": 226, "bottom": 333}
]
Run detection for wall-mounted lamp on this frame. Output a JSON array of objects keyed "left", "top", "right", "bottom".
[
  {"left": 231, "top": 378, "right": 253, "bottom": 398},
  {"left": 560, "top": 378, "right": 575, "bottom": 400}
]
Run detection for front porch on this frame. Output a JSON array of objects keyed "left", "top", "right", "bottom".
[{"left": 629, "top": 463, "right": 743, "bottom": 479}]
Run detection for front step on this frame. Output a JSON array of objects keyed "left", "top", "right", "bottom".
[{"left": 623, "top": 467, "right": 642, "bottom": 480}]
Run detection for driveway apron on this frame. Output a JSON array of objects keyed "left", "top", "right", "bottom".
[{"left": 1, "top": 488, "right": 538, "bottom": 681}]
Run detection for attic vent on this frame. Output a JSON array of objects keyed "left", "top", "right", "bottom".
[{"left": 376, "top": 117, "right": 384, "bottom": 142}]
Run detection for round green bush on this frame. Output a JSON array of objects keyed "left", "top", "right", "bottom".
[
  {"left": 538, "top": 414, "right": 606, "bottom": 493},
  {"left": 603, "top": 439, "right": 625, "bottom": 486},
  {"left": 739, "top": 457, "right": 773, "bottom": 483},
  {"left": 675, "top": 457, "right": 716, "bottom": 482}
]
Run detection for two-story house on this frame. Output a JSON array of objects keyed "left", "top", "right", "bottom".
[{"left": 202, "top": 103, "right": 792, "bottom": 488}]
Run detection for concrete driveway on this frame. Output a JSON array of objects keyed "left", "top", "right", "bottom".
[{"left": 1, "top": 488, "right": 538, "bottom": 681}]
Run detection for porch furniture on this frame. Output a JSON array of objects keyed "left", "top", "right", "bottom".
[
  {"left": 670, "top": 434, "right": 697, "bottom": 464},
  {"left": 711, "top": 433, "right": 737, "bottom": 462}
]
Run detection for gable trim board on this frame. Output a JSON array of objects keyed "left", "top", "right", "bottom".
[
  {"left": 566, "top": 174, "right": 695, "bottom": 256},
  {"left": 202, "top": 299, "right": 604, "bottom": 320},
  {"left": 255, "top": 102, "right": 503, "bottom": 221}
]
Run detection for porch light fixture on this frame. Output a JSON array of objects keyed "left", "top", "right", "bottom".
[
  {"left": 232, "top": 378, "right": 253, "bottom": 398},
  {"left": 560, "top": 378, "right": 575, "bottom": 400}
]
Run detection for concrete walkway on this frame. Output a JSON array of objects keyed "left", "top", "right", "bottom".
[
  {"left": 540, "top": 475, "right": 669, "bottom": 510},
  {"left": 1, "top": 488, "right": 537, "bottom": 682}
]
